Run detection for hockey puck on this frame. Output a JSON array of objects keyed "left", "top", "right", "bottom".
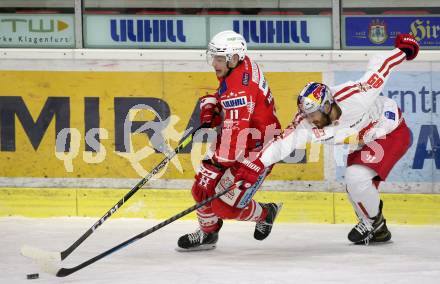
[{"left": 26, "top": 273, "right": 39, "bottom": 279}]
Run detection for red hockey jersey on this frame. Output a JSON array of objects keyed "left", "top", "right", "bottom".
[{"left": 212, "top": 56, "right": 281, "bottom": 167}]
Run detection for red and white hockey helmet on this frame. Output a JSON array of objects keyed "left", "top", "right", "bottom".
[
  {"left": 206, "top": 30, "right": 247, "bottom": 65},
  {"left": 297, "top": 82, "right": 333, "bottom": 114}
]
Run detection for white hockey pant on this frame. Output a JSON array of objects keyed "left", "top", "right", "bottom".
[{"left": 345, "top": 164, "right": 380, "bottom": 220}]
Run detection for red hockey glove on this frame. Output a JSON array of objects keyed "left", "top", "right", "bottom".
[
  {"left": 233, "top": 158, "right": 265, "bottom": 190},
  {"left": 395, "top": 33, "right": 419, "bottom": 61},
  {"left": 192, "top": 161, "right": 223, "bottom": 202},
  {"left": 199, "top": 94, "right": 221, "bottom": 128}
]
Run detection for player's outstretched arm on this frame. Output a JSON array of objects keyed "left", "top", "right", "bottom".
[
  {"left": 332, "top": 34, "right": 419, "bottom": 107},
  {"left": 234, "top": 113, "right": 309, "bottom": 186},
  {"left": 363, "top": 33, "right": 419, "bottom": 86}
]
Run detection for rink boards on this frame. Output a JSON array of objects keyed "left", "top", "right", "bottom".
[
  {"left": 0, "top": 187, "right": 439, "bottom": 224},
  {"left": 0, "top": 50, "right": 439, "bottom": 223}
]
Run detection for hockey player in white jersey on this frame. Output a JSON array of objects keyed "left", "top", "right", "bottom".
[{"left": 233, "top": 34, "right": 420, "bottom": 244}]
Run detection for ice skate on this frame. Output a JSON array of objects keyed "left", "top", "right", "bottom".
[
  {"left": 348, "top": 200, "right": 391, "bottom": 245},
  {"left": 177, "top": 220, "right": 223, "bottom": 251},
  {"left": 254, "top": 203, "right": 283, "bottom": 241}
]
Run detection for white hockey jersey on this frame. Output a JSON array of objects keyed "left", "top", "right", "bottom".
[{"left": 260, "top": 48, "right": 407, "bottom": 167}]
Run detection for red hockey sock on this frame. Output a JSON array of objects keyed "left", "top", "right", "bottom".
[
  {"left": 197, "top": 205, "right": 220, "bottom": 233},
  {"left": 237, "top": 200, "right": 267, "bottom": 222}
]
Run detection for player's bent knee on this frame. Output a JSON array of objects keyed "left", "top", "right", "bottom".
[
  {"left": 211, "top": 199, "right": 240, "bottom": 220},
  {"left": 345, "top": 164, "right": 376, "bottom": 188}
]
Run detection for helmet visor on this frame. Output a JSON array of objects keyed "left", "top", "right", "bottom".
[{"left": 206, "top": 50, "right": 227, "bottom": 66}]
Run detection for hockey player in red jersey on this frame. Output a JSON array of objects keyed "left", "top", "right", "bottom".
[
  {"left": 234, "top": 34, "right": 420, "bottom": 245},
  {"left": 177, "top": 31, "right": 283, "bottom": 251}
]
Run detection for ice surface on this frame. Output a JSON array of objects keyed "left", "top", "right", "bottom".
[{"left": 1, "top": 217, "right": 439, "bottom": 283}]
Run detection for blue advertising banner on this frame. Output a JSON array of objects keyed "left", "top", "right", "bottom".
[
  {"left": 210, "top": 16, "right": 332, "bottom": 49},
  {"left": 84, "top": 15, "right": 207, "bottom": 48},
  {"left": 84, "top": 15, "right": 332, "bottom": 49},
  {"left": 334, "top": 71, "right": 439, "bottom": 183},
  {"left": 343, "top": 15, "right": 440, "bottom": 49}
]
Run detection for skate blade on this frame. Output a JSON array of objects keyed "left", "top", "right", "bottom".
[
  {"left": 275, "top": 203, "right": 283, "bottom": 220},
  {"left": 354, "top": 239, "right": 393, "bottom": 246},
  {"left": 270, "top": 202, "right": 283, "bottom": 225},
  {"left": 353, "top": 222, "right": 391, "bottom": 245},
  {"left": 175, "top": 244, "right": 216, "bottom": 252},
  {"left": 368, "top": 240, "right": 394, "bottom": 246},
  {"left": 353, "top": 234, "right": 392, "bottom": 245}
]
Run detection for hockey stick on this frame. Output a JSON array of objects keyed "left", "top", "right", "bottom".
[
  {"left": 21, "top": 123, "right": 210, "bottom": 262},
  {"left": 45, "top": 182, "right": 240, "bottom": 277}
]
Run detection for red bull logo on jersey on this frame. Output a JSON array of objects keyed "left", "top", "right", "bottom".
[{"left": 221, "top": 96, "right": 248, "bottom": 109}]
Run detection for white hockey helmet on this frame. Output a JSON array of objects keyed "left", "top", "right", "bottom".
[
  {"left": 206, "top": 30, "right": 247, "bottom": 65},
  {"left": 297, "top": 82, "right": 333, "bottom": 114}
]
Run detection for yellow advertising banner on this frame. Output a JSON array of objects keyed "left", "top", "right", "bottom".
[{"left": 0, "top": 71, "right": 323, "bottom": 181}]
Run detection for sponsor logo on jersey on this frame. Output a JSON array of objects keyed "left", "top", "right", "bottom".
[
  {"left": 242, "top": 72, "right": 249, "bottom": 86},
  {"left": 384, "top": 111, "right": 396, "bottom": 120},
  {"left": 247, "top": 101, "right": 255, "bottom": 114},
  {"left": 349, "top": 115, "right": 366, "bottom": 128},
  {"left": 223, "top": 120, "right": 234, "bottom": 130},
  {"left": 221, "top": 96, "right": 247, "bottom": 109}
]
